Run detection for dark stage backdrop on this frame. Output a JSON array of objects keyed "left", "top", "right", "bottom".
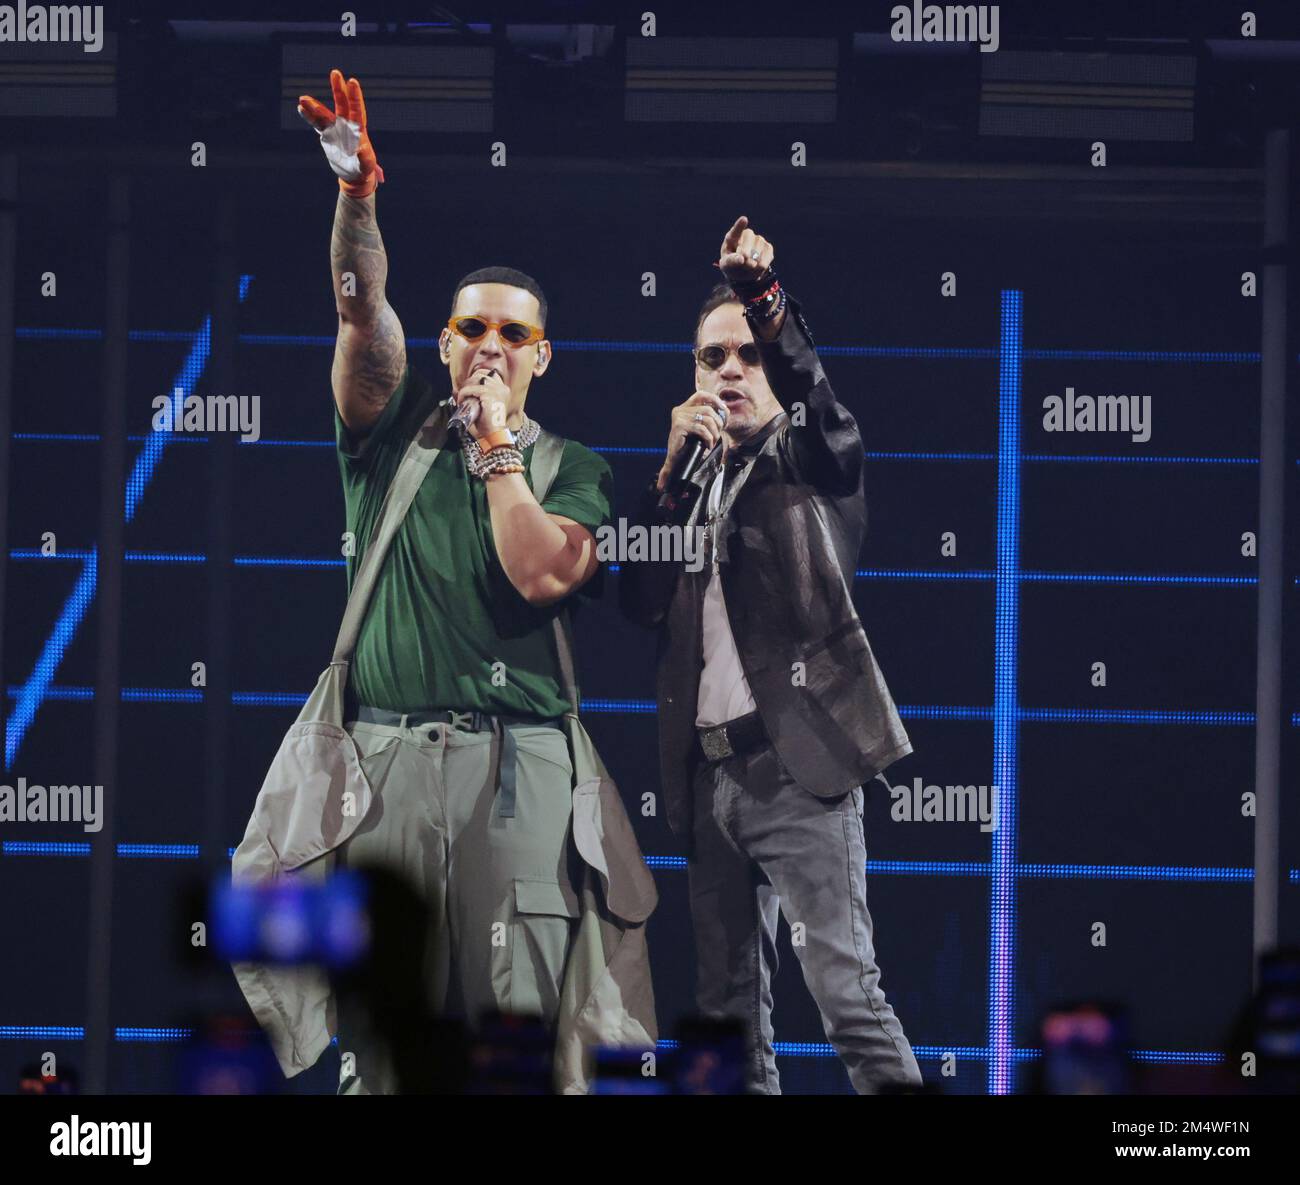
[{"left": 2, "top": 149, "right": 1296, "bottom": 1094}]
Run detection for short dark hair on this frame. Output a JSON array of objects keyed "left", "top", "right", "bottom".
[
  {"left": 451, "top": 266, "right": 548, "bottom": 328},
  {"left": 695, "top": 281, "right": 741, "bottom": 344}
]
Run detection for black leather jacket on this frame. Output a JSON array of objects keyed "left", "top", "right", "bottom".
[{"left": 619, "top": 293, "right": 912, "bottom": 841}]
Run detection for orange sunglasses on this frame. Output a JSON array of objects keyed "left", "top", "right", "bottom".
[{"left": 445, "top": 316, "right": 545, "bottom": 347}]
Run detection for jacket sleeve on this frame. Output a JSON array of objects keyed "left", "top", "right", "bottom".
[
  {"left": 756, "top": 293, "right": 864, "bottom": 496},
  {"left": 616, "top": 475, "right": 682, "bottom": 629}
]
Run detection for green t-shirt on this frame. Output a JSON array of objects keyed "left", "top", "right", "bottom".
[{"left": 335, "top": 360, "right": 613, "bottom": 718}]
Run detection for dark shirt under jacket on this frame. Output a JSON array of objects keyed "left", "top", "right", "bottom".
[{"left": 619, "top": 293, "right": 912, "bottom": 842}]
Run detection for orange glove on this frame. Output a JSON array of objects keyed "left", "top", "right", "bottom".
[{"left": 297, "top": 68, "right": 385, "bottom": 199}]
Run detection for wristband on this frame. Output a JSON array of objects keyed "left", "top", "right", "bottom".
[
  {"left": 338, "top": 164, "right": 385, "bottom": 200},
  {"left": 477, "top": 427, "right": 516, "bottom": 453},
  {"left": 728, "top": 266, "right": 777, "bottom": 302}
]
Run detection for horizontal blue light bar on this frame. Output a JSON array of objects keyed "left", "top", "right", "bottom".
[
  {"left": 9, "top": 552, "right": 345, "bottom": 569},
  {"left": 12, "top": 434, "right": 209, "bottom": 444},
  {"left": 3, "top": 686, "right": 200, "bottom": 702},
  {"left": 868, "top": 859, "right": 991, "bottom": 875},
  {"left": 816, "top": 346, "right": 1000, "bottom": 359},
  {"left": 121, "top": 552, "right": 206, "bottom": 565},
  {"left": 17, "top": 328, "right": 103, "bottom": 341},
  {"left": 1020, "top": 863, "right": 1253, "bottom": 881},
  {"left": 1021, "top": 708, "right": 1254, "bottom": 726},
  {"left": 579, "top": 699, "right": 657, "bottom": 713},
  {"left": 124, "top": 688, "right": 203, "bottom": 703},
  {"left": 859, "top": 568, "right": 992, "bottom": 581},
  {"left": 1023, "top": 571, "right": 1256, "bottom": 586},
  {"left": 644, "top": 855, "right": 688, "bottom": 869},
  {"left": 1025, "top": 348, "right": 1258, "bottom": 363},
  {"left": 235, "top": 439, "right": 333, "bottom": 449},
  {"left": 0, "top": 1025, "right": 85, "bottom": 1039},
  {"left": 866, "top": 452, "right": 1260, "bottom": 465},
  {"left": 10, "top": 549, "right": 94, "bottom": 561},
  {"left": 16, "top": 328, "right": 200, "bottom": 343},
  {"left": 1022, "top": 453, "right": 1258, "bottom": 466},
  {"left": 231, "top": 692, "right": 306, "bottom": 707},
  {"left": 866, "top": 862, "right": 1271, "bottom": 882},
  {"left": 115, "top": 1027, "right": 192, "bottom": 1043},
  {"left": 868, "top": 450, "right": 997, "bottom": 461},
  {"left": 3, "top": 841, "right": 91, "bottom": 856},
  {"left": 117, "top": 843, "right": 199, "bottom": 859},
  {"left": 586, "top": 446, "right": 662, "bottom": 455},
  {"left": 897, "top": 706, "right": 995, "bottom": 720},
  {"left": 237, "top": 333, "right": 335, "bottom": 347},
  {"left": 7, "top": 684, "right": 94, "bottom": 700},
  {"left": 233, "top": 556, "right": 346, "bottom": 569},
  {"left": 1129, "top": 1050, "right": 1225, "bottom": 1065},
  {"left": 773, "top": 1041, "right": 842, "bottom": 1057},
  {"left": 859, "top": 570, "right": 1258, "bottom": 585}
]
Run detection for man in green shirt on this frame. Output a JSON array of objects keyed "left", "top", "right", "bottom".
[
  {"left": 337, "top": 359, "right": 612, "bottom": 720},
  {"left": 300, "top": 70, "right": 613, "bottom": 1094}
]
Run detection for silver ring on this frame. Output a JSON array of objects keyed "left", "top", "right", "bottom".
[
  {"left": 693, "top": 412, "right": 705, "bottom": 423},
  {"left": 749, "top": 249, "right": 761, "bottom": 261}
]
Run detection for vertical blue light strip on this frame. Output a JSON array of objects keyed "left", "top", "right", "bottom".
[
  {"left": 5, "top": 276, "right": 253, "bottom": 765},
  {"left": 989, "top": 290, "right": 1023, "bottom": 1095}
]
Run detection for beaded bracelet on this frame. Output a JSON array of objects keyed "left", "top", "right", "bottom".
[
  {"left": 744, "top": 281, "right": 786, "bottom": 325},
  {"left": 480, "top": 445, "right": 525, "bottom": 478}
]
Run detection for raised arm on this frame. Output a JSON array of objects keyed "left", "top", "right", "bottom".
[
  {"left": 299, "top": 69, "right": 406, "bottom": 434},
  {"left": 719, "top": 216, "right": 863, "bottom": 496},
  {"left": 329, "top": 192, "right": 406, "bottom": 433}
]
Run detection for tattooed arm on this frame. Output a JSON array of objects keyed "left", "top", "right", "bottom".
[
  {"left": 330, "top": 191, "right": 406, "bottom": 435},
  {"left": 298, "top": 71, "right": 405, "bottom": 434}
]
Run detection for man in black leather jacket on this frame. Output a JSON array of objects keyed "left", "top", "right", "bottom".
[{"left": 619, "top": 216, "right": 922, "bottom": 1094}]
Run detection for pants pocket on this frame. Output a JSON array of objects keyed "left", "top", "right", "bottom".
[
  {"left": 511, "top": 725, "right": 573, "bottom": 778},
  {"left": 506, "top": 877, "right": 580, "bottom": 1021}
]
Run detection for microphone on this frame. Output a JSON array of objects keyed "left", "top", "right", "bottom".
[
  {"left": 449, "top": 396, "right": 480, "bottom": 432},
  {"left": 657, "top": 405, "right": 728, "bottom": 517},
  {"left": 449, "top": 368, "right": 499, "bottom": 433}
]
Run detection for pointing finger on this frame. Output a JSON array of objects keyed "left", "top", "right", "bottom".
[{"left": 721, "top": 215, "right": 748, "bottom": 253}]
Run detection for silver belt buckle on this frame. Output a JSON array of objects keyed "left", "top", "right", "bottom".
[
  {"left": 448, "top": 710, "right": 474, "bottom": 731},
  {"left": 700, "top": 725, "right": 733, "bottom": 762}
]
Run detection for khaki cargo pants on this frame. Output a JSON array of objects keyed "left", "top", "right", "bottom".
[{"left": 332, "top": 714, "right": 581, "bottom": 1094}]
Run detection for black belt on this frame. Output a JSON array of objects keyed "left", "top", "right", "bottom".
[
  {"left": 354, "top": 705, "right": 565, "bottom": 819},
  {"left": 697, "top": 710, "right": 766, "bottom": 763}
]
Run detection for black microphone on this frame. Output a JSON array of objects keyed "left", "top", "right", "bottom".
[{"left": 656, "top": 406, "right": 728, "bottom": 517}]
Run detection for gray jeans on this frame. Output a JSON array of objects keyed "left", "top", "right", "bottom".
[{"left": 688, "top": 740, "right": 922, "bottom": 1094}]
